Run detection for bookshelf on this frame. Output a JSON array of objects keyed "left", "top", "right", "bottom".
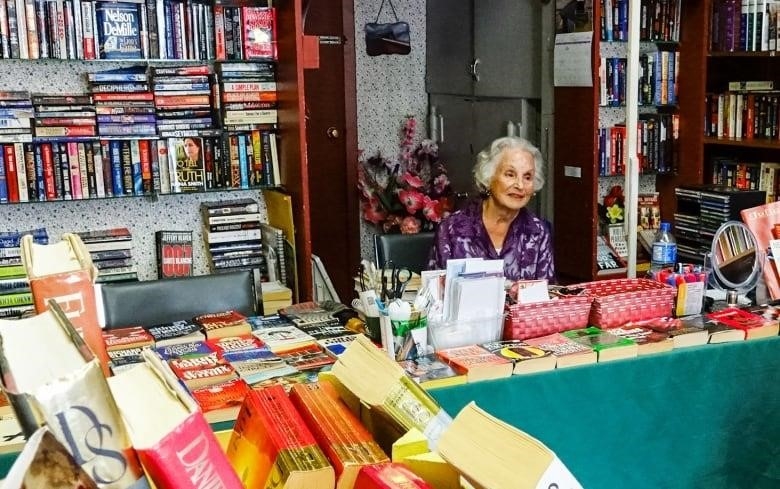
[
  {"left": 0, "top": 0, "right": 316, "bottom": 295},
  {"left": 553, "top": 0, "right": 680, "bottom": 282}
]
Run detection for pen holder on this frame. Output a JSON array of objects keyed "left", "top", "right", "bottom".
[
  {"left": 427, "top": 315, "right": 504, "bottom": 351},
  {"left": 378, "top": 313, "right": 428, "bottom": 360}
]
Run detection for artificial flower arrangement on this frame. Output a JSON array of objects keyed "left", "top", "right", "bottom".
[
  {"left": 358, "top": 117, "right": 454, "bottom": 234},
  {"left": 599, "top": 185, "right": 625, "bottom": 226}
]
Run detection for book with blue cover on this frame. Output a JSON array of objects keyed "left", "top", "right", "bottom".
[{"left": 95, "top": 2, "right": 143, "bottom": 59}]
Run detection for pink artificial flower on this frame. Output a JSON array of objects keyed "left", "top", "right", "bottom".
[
  {"left": 399, "top": 172, "right": 425, "bottom": 189},
  {"left": 399, "top": 189, "right": 425, "bottom": 214},
  {"left": 362, "top": 196, "right": 387, "bottom": 225},
  {"left": 421, "top": 197, "right": 444, "bottom": 223},
  {"left": 383, "top": 215, "right": 403, "bottom": 233},
  {"left": 433, "top": 173, "right": 450, "bottom": 194},
  {"left": 400, "top": 216, "right": 421, "bottom": 234}
]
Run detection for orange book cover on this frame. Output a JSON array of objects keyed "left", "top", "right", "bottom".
[
  {"left": 226, "top": 385, "right": 335, "bottom": 488},
  {"left": 741, "top": 201, "right": 780, "bottom": 299},
  {"left": 354, "top": 463, "right": 433, "bottom": 489},
  {"left": 436, "top": 344, "right": 513, "bottom": 381},
  {"left": 22, "top": 234, "right": 109, "bottom": 376},
  {"left": 289, "top": 382, "right": 389, "bottom": 488}
]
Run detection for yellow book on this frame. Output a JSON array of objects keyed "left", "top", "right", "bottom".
[
  {"left": 402, "top": 451, "right": 461, "bottom": 489},
  {"left": 391, "top": 428, "right": 428, "bottom": 463}
]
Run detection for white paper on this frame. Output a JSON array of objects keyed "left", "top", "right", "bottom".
[
  {"left": 554, "top": 31, "right": 593, "bottom": 87},
  {"left": 535, "top": 456, "right": 584, "bottom": 489}
]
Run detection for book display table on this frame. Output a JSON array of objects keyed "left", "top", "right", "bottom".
[
  {"left": 431, "top": 336, "right": 780, "bottom": 489},
  {"left": 0, "top": 337, "right": 778, "bottom": 486}
]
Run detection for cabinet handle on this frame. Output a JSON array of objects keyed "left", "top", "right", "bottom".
[{"left": 470, "top": 58, "right": 481, "bottom": 82}]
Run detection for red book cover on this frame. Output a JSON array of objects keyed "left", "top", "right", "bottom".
[
  {"left": 190, "top": 377, "right": 250, "bottom": 421},
  {"left": 206, "top": 334, "right": 265, "bottom": 357},
  {"left": 741, "top": 201, "right": 780, "bottom": 299},
  {"left": 102, "top": 326, "right": 154, "bottom": 351},
  {"left": 168, "top": 353, "right": 238, "bottom": 389},
  {"left": 354, "top": 463, "right": 433, "bottom": 489},
  {"left": 3, "top": 145, "right": 19, "bottom": 203},
  {"left": 242, "top": 7, "right": 277, "bottom": 60},
  {"left": 155, "top": 230, "right": 193, "bottom": 278},
  {"left": 226, "top": 386, "right": 335, "bottom": 488},
  {"left": 707, "top": 307, "right": 766, "bottom": 330},
  {"left": 289, "top": 382, "right": 389, "bottom": 487},
  {"left": 194, "top": 310, "right": 252, "bottom": 340},
  {"left": 108, "top": 351, "right": 244, "bottom": 489},
  {"left": 40, "top": 142, "right": 57, "bottom": 200}
]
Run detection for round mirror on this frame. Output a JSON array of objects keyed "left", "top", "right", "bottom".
[{"left": 708, "top": 221, "right": 762, "bottom": 294}]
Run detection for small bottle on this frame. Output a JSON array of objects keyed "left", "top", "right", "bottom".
[{"left": 650, "top": 222, "right": 677, "bottom": 273}]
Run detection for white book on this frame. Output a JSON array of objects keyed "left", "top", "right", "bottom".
[
  {"left": 13, "top": 143, "right": 27, "bottom": 202},
  {"left": 93, "top": 141, "right": 106, "bottom": 198}
]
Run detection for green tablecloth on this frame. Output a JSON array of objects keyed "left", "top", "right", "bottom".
[
  {"left": 430, "top": 336, "right": 780, "bottom": 489},
  {"left": 1, "top": 338, "right": 778, "bottom": 487}
]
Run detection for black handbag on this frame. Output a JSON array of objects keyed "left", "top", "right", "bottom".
[{"left": 364, "top": 0, "right": 411, "bottom": 56}]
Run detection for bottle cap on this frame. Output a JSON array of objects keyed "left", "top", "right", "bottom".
[{"left": 660, "top": 222, "right": 671, "bottom": 232}]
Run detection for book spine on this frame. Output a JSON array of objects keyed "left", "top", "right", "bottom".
[
  {"left": 0, "top": 147, "right": 7, "bottom": 203},
  {"left": 14, "top": 142, "right": 28, "bottom": 202}
]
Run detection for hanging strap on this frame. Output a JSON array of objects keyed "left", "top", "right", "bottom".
[{"left": 375, "top": 0, "right": 400, "bottom": 23}]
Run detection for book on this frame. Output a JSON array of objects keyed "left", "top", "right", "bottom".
[
  {"left": 707, "top": 307, "right": 780, "bottom": 340},
  {"left": 201, "top": 197, "right": 261, "bottom": 216},
  {"left": 480, "top": 339, "right": 558, "bottom": 374},
  {"left": 678, "top": 314, "right": 745, "bottom": 344},
  {"left": 3, "top": 426, "right": 99, "bottom": 488},
  {"left": 397, "top": 354, "right": 467, "bottom": 389},
  {"left": 168, "top": 353, "right": 239, "bottom": 390},
  {"left": 0, "top": 305, "right": 143, "bottom": 485},
  {"left": 666, "top": 325, "right": 710, "bottom": 348},
  {"left": 275, "top": 342, "right": 336, "bottom": 371},
  {"left": 436, "top": 344, "right": 514, "bottom": 382},
  {"left": 189, "top": 377, "right": 252, "bottom": 424},
  {"left": 562, "top": 327, "right": 639, "bottom": 362},
  {"left": 437, "top": 402, "right": 583, "bottom": 489},
  {"left": 741, "top": 201, "right": 780, "bottom": 299},
  {"left": 399, "top": 451, "right": 461, "bottom": 489},
  {"left": 226, "top": 385, "right": 335, "bottom": 489},
  {"left": 523, "top": 332, "right": 598, "bottom": 368},
  {"left": 289, "top": 381, "right": 390, "bottom": 489},
  {"left": 206, "top": 334, "right": 266, "bottom": 360},
  {"left": 155, "top": 230, "right": 193, "bottom": 278},
  {"left": 331, "top": 335, "right": 452, "bottom": 450},
  {"left": 250, "top": 321, "right": 318, "bottom": 352},
  {"left": 604, "top": 326, "right": 674, "bottom": 355},
  {"left": 102, "top": 325, "right": 155, "bottom": 351},
  {"left": 355, "top": 462, "right": 433, "bottom": 488},
  {"left": 108, "top": 350, "right": 244, "bottom": 489},
  {"left": 144, "top": 320, "right": 205, "bottom": 347},
  {"left": 260, "top": 222, "right": 287, "bottom": 283},
  {"left": 94, "top": 2, "right": 143, "bottom": 59},
  {"left": 242, "top": 7, "right": 277, "bottom": 60},
  {"left": 169, "top": 137, "right": 206, "bottom": 192},
  {"left": 154, "top": 340, "right": 215, "bottom": 362},
  {"left": 193, "top": 309, "right": 253, "bottom": 340}
]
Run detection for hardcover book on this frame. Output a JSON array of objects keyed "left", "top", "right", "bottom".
[
  {"left": 290, "top": 381, "right": 390, "bottom": 489},
  {"left": 480, "top": 339, "right": 557, "bottom": 374},
  {"left": 523, "top": 332, "right": 598, "bottom": 368},
  {"left": 108, "top": 350, "right": 244, "bottom": 489},
  {"left": 95, "top": 2, "right": 142, "bottom": 59},
  {"left": 226, "top": 385, "right": 335, "bottom": 489},
  {"left": 562, "top": 326, "right": 639, "bottom": 362},
  {"left": 155, "top": 230, "right": 193, "bottom": 278}
]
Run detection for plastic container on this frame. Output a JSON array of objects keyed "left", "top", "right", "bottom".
[
  {"left": 651, "top": 222, "right": 677, "bottom": 273},
  {"left": 428, "top": 315, "right": 504, "bottom": 351}
]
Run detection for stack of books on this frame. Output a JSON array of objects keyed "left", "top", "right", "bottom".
[
  {"left": 152, "top": 65, "right": 216, "bottom": 138},
  {"left": 76, "top": 227, "right": 137, "bottom": 283},
  {"left": 0, "top": 91, "right": 34, "bottom": 204},
  {"left": 90, "top": 69, "right": 155, "bottom": 139},
  {"left": 201, "top": 198, "right": 265, "bottom": 275},
  {"left": 0, "top": 228, "right": 46, "bottom": 319}
]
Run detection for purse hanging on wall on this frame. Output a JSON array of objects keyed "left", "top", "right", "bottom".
[{"left": 364, "top": 0, "right": 411, "bottom": 56}]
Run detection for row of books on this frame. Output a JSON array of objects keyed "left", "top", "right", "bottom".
[
  {"left": 600, "top": 0, "right": 682, "bottom": 42},
  {"left": 598, "top": 51, "right": 679, "bottom": 108},
  {"left": 75, "top": 227, "right": 138, "bottom": 283},
  {"left": 710, "top": 0, "right": 780, "bottom": 53},
  {"left": 0, "top": 0, "right": 277, "bottom": 61},
  {"left": 0, "top": 228, "right": 47, "bottom": 319},
  {"left": 0, "top": 133, "right": 280, "bottom": 204},
  {"left": 0, "top": 63, "right": 279, "bottom": 141},
  {"left": 708, "top": 157, "right": 779, "bottom": 194},
  {"left": 704, "top": 90, "right": 780, "bottom": 141},
  {"left": 598, "top": 113, "right": 679, "bottom": 176}
]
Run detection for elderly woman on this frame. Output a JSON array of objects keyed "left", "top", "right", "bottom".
[{"left": 428, "top": 136, "right": 555, "bottom": 281}]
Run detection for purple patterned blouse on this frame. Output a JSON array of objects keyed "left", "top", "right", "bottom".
[{"left": 427, "top": 198, "right": 556, "bottom": 281}]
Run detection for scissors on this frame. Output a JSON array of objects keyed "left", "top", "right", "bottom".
[
  {"left": 358, "top": 264, "right": 368, "bottom": 292},
  {"left": 382, "top": 261, "right": 412, "bottom": 301}
]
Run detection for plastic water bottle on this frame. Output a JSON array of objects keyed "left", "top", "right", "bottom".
[{"left": 651, "top": 222, "right": 677, "bottom": 273}]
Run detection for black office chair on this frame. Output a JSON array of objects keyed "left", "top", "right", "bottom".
[
  {"left": 99, "top": 270, "right": 260, "bottom": 329},
  {"left": 373, "top": 232, "right": 435, "bottom": 273}
]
